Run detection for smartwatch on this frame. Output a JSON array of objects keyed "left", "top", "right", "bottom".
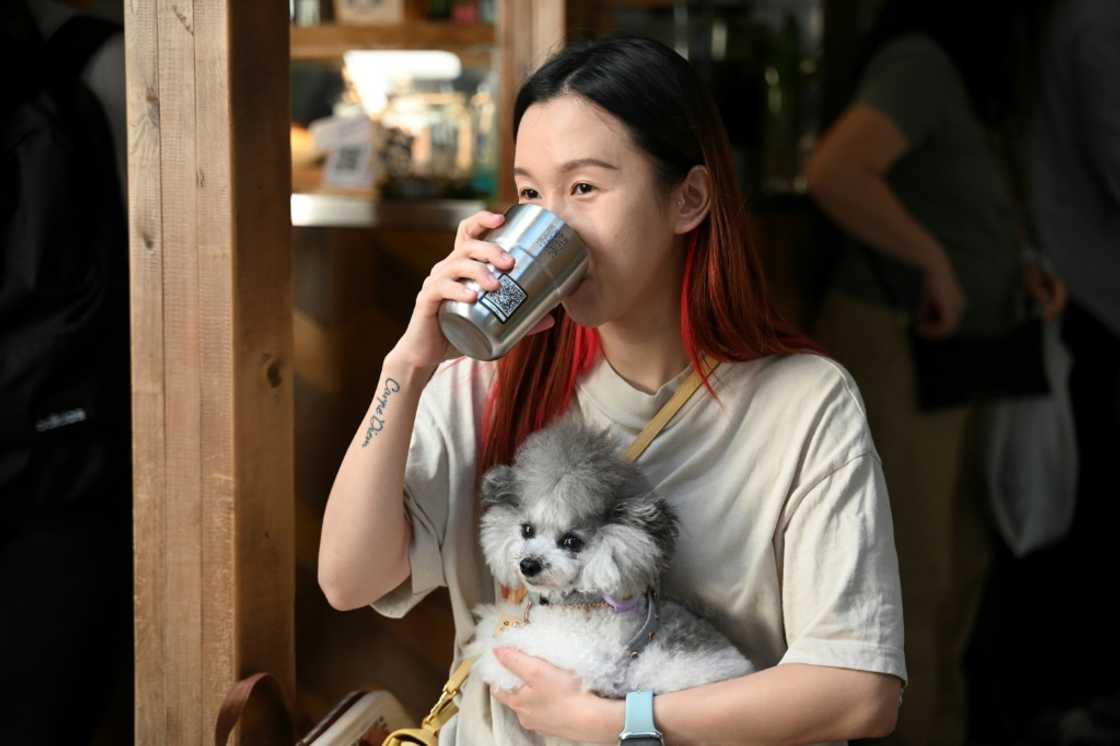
[{"left": 618, "top": 690, "right": 664, "bottom": 745}]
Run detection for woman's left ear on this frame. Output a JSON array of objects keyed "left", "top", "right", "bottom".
[{"left": 672, "top": 165, "right": 712, "bottom": 235}]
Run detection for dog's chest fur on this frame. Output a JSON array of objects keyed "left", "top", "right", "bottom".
[
  {"left": 466, "top": 597, "right": 755, "bottom": 700},
  {"left": 467, "top": 600, "right": 647, "bottom": 698}
]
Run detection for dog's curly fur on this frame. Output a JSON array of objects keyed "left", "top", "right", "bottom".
[{"left": 465, "top": 418, "right": 755, "bottom": 715}]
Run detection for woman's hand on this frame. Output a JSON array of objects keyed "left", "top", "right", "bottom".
[
  {"left": 490, "top": 647, "right": 622, "bottom": 743},
  {"left": 915, "top": 259, "right": 967, "bottom": 339},
  {"left": 388, "top": 210, "right": 555, "bottom": 370},
  {"left": 1023, "top": 259, "right": 1068, "bottom": 321}
]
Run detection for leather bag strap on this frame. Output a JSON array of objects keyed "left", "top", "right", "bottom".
[{"left": 214, "top": 671, "right": 295, "bottom": 746}]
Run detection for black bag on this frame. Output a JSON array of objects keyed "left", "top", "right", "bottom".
[
  {"left": 898, "top": 120, "right": 1055, "bottom": 412},
  {"left": 0, "top": 16, "right": 130, "bottom": 510},
  {"left": 864, "top": 252, "right": 1048, "bottom": 412},
  {"left": 908, "top": 318, "right": 1048, "bottom": 411}
]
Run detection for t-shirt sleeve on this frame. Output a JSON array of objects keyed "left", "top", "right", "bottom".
[
  {"left": 856, "top": 36, "right": 956, "bottom": 150},
  {"left": 775, "top": 363, "right": 907, "bottom": 683},
  {"left": 778, "top": 454, "right": 907, "bottom": 683},
  {"left": 370, "top": 406, "right": 451, "bottom": 619}
]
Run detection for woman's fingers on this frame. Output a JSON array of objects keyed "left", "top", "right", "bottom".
[
  {"left": 457, "top": 210, "right": 506, "bottom": 243},
  {"left": 459, "top": 237, "right": 516, "bottom": 271},
  {"left": 393, "top": 210, "right": 511, "bottom": 370},
  {"left": 442, "top": 257, "right": 502, "bottom": 292},
  {"left": 416, "top": 275, "right": 478, "bottom": 312},
  {"left": 438, "top": 210, "right": 515, "bottom": 301}
]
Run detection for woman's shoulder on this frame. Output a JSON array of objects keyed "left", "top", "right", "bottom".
[
  {"left": 720, "top": 352, "right": 865, "bottom": 412},
  {"left": 717, "top": 353, "right": 876, "bottom": 467}
]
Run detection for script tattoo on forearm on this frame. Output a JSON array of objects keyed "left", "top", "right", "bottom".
[{"left": 362, "top": 378, "right": 401, "bottom": 447}]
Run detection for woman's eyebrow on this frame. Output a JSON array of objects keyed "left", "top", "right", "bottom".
[{"left": 513, "top": 158, "right": 620, "bottom": 178}]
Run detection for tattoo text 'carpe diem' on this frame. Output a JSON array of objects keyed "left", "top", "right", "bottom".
[{"left": 362, "top": 378, "right": 401, "bottom": 446}]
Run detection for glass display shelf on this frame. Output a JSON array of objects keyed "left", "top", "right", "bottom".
[{"left": 291, "top": 192, "right": 486, "bottom": 229}]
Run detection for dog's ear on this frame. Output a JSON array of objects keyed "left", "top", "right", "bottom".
[
  {"left": 580, "top": 493, "right": 679, "bottom": 596},
  {"left": 480, "top": 464, "right": 519, "bottom": 510},
  {"left": 608, "top": 493, "right": 679, "bottom": 568}
]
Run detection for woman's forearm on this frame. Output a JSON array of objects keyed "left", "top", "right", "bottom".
[
  {"left": 808, "top": 163, "right": 949, "bottom": 276},
  {"left": 585, "top": 664, "right": 900, "bottom": 745},
  {"left": 317, "top": 352, "right": 436, "bottom": 610}
]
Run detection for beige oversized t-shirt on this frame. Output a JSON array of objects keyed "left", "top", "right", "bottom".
[{"left": 373, "top": 353, "right": 907, "bottom": 745}]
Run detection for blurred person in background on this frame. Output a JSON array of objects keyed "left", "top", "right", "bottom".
[
  {"left": 974, "top": 2, "right": 1120, "bottom": 743},
  {"left": 0, "top": 1, "right": 131, "bottom": 743},
  {"left": 805, "top": 2, "right": 1064, "bottom": 744}
]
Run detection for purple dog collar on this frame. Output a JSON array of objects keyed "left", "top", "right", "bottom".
[
  {"left": 603, "top": 595, "right": 641, "bottom": 614},
  {"left": 527, "top": 588, "right": 660, "bottom": 657}
]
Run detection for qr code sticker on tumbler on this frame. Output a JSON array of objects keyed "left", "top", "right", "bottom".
[{"left": 480, "top": 273, "right": 528, "bottom": 323}]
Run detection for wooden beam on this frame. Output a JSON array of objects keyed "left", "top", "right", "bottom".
[
  {"left": 126, "top": 1, "right": 294, "bottom": 743},
  {"left": 290, "top": 22, "right": 496, "bottom": 59},
  {"left": 497, "top": 0, "right": 565, "bottom": 203}
]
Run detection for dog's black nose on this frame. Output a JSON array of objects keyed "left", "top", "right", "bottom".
[{"left": 519, "top": 557, "right": 542, "bottom": 577}]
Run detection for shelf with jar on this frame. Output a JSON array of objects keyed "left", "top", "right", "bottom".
[
  {"left": 290, "top": 64, "right": 499, "bottom": 227},
  {"left": 289, "top": 1, "right": 564, "bottom": 229},
  {"left": 290, "top": 5, "right": 500, "bottom": 228}
]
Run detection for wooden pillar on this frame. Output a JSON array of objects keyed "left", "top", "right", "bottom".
[
  {"left": 126, "top": 1, "right": 294, "bottom": 743},
  {"left": 497, "top": 0, "right": 566, "bottom": 203}
]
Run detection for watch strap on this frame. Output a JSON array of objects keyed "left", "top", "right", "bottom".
[{"left": 619, "top": 690, "right": 663, "bottom": 744}]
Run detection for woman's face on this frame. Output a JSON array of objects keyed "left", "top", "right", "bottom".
[{"left": 513, "top": 95, "right": 681, "bottom": 328}]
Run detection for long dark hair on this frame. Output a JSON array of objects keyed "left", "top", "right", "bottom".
[{"left": 478, "top": 36, "right": 820, "bottom": 474}]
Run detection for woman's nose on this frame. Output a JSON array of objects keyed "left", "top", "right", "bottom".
[
  {"left": 541, "top": 201, "right": 584, "bottom": 237},
  {"left": 540, "top": 197, "right": 571, "bottom": 222},
  {"left": 543, "top": 202, "right": 563, "bottom": 221}
]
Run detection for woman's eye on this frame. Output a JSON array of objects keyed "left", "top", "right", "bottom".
[
  {"left": 572, "top": 183, "right": 595, "bottom": 196},
  {"left": 518, "top": 188, "right": 539, "bottom": 200},
  {"left": 559, "top": 533, "right": 583, "bottom": 552},
  {"left": 520, "top": 523, "right": 535, "bottom": 539}
]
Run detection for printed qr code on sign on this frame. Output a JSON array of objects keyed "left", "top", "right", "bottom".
[
  {"left": 336, "top": 145, "right": 363, "bottom": 172},
  {"left": 479, "top": 274, "right": 528, "bottom": 323}
]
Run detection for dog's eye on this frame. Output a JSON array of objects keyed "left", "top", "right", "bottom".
[
  {"left": 559, "top": 533, "right": 583, "bottom": 552},
  {"left": 520, "top": 523, "right": 535, "bottom": 539}
]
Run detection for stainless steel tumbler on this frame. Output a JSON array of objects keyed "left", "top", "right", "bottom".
[{"left": 438, "top": 204, "right": 588, "bottom": 360}]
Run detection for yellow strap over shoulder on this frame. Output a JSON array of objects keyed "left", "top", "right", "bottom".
[{"left": 622, "top": 355, "right": 716, "bottom": 464}]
